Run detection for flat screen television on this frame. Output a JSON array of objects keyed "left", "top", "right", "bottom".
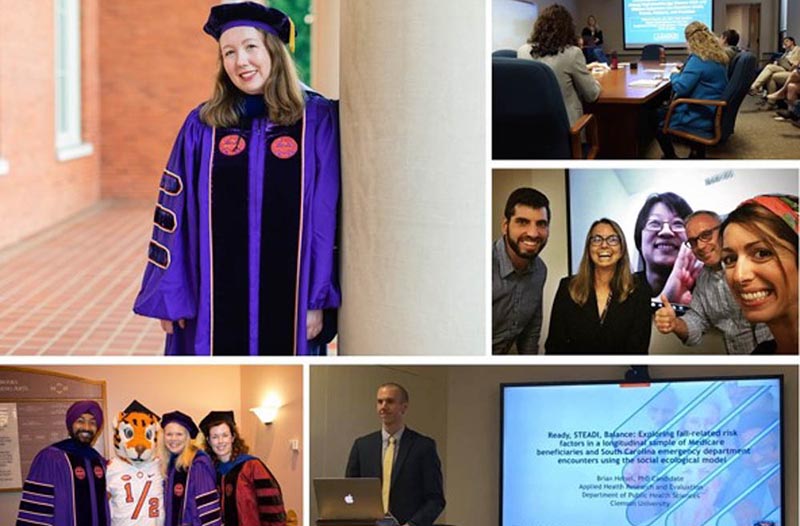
[
  {"left": 623, "top": 0, "right": 713, "bottom": 49},
  {"left": 501, "top": 375, "right": 783, "bottom": 526}
]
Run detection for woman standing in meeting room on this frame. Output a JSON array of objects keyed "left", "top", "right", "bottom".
[
  {"left": 581, "top": 15, "right": 603, "bottom": 47},
  {"left": 517, "top": 4, "right": 601, "bottom": 128},
  {"left": 545, "top": 218, "right": 652, "bottom": 354},
  {"left": 721, "top": 194, "right": 798, "bottom": 354},
  {"left": 656, "top": 21, "right": 728, "bottom": 159},
  {"left": 133, "top": 2, "right": 341, "bottom": 356}
]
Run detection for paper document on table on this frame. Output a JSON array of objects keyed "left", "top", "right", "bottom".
[
  {"left": 643, "top": 69, "right": 667, "bottom": 73},
  {"left": 628, "top": 79, "right": 666, "bottom": 87}
]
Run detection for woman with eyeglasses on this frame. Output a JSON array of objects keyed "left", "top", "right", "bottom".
[
  {"left": 546, "top": 218, "right": 652, "bottom": 354},
  {"left": 634, "top": 192, "right": 702, "bottom": 305},
  {"left": 720, "top": 194, "right": 798, "bottom": 354}
]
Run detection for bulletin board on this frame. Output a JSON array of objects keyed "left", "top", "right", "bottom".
[{"left": 0, "top": 367, "right": 107, "bottom": 492}]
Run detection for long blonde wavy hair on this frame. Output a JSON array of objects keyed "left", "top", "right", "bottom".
[
  {"left": 200, "top": 30, "right": 305, "bottom": 127},
  {"left": 569, "top": 218, "right": 636, "bottom": 306},
  {"left": 685, "top": 21, "right": 729, "bottom": 65}
]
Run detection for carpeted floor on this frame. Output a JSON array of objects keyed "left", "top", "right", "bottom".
[{"left": 643, "top": 94, "right": 800, "bottom": 159}]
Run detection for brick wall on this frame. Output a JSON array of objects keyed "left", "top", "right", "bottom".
[
  {"left": 98, "top": 1, "right": 219, "bottom": 201},
  {"left": 0, "top": 0, "right": 101, "bottom": 249}
]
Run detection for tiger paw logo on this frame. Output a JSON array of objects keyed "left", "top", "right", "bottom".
[
  {"left": 174, "top": 483, "right": 185, "bottom": 497},
  {"left": 74, "top": 466, "right": 86, "bottom": 480},
  {"left": 219, "top": 134, "right": 247, "bottom": 156},
  {"left": 271, "top": 136, "right": 298, "bottom": 159}
]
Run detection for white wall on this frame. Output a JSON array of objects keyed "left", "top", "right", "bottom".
[
  {"left": 338, "top": 0, "right": 485, "bottom": 355},
  {"left": 492, "top": 0, "right": 538, "bottom": 51}
]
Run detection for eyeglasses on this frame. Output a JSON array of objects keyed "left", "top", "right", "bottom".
[
  {"left": 589, "top": 234, "right": 621, "bottom": 246},
  {"left": 684, "top": 226, "right": 720, "bottom": 248},
  {"left": 644, "top": 218, "right": 686, "bottom": 233}
]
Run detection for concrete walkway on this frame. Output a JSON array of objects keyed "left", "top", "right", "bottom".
[{"left": 0, "top": 201, "right": 164, "bottom": 355}]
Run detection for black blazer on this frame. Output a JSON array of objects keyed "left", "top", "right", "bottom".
[
  {"left": 545, "top": 275, "right": 652, "bottom": 354},
  {"left": 345, "top": 428, "right": 445, "bottom": 526}
]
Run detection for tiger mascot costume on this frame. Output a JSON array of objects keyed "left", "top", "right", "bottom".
[{"left": 107, "top": 400, "right": 165, "bottom": 526}]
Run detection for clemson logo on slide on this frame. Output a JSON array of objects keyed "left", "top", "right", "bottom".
[{"left": 271, "top": 136, "right": 298, "bottom": 159}]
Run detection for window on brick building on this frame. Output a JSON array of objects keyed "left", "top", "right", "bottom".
[{"left": 55, "top": 0, "right": 93, "bottom": 161}]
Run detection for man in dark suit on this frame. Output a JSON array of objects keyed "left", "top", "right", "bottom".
[{"left": 346, "top": 383, "right": 445, "bottom": 526}]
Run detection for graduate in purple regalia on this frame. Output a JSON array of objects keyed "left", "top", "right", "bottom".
[
  {"left": 133, "top": 2, "right": 341, "bottom": 356},
  {"left": 161, "top": 411, "right": 222, "bottom": 526},
  {"left": 16, "top": 401, "right": 110, "bottom": 526}
]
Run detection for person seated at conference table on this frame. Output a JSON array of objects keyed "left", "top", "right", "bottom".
[
  {"left": 634, "top": 192, "right": 701, "bottom": 304},
  {"left": 720, "top": 194, "right": 798, "bottom": 354},
  {"left": 750, "top": 36, "right": 800, "bottom": 97},
  {"left": 766, "top": 67, "right": 800, "bottom": 121},
  {"left": 655, "top": 21, "right": 729, "bottom": 159},
  {"left": 718, "top": 29, "right": 742, "bottom": 62},
  {"left": 545, "top": 218, "right": 652, "bottom": 354},
  {"left": 582, "top": 15, "right": 603, "bottom": 47},
  {"left": 517, "top": 4, "right": 601, "bottom": 128}
]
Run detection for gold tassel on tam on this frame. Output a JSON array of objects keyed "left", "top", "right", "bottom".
[{"left": 288, "top": 17, "right": 296, "bottom": 53}]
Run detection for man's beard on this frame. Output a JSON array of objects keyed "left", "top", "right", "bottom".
[
  {"left": 70, "top": 429, "right": 96, "bottom": 445},
  {"left": 507, "top": 234, "right": 545, "bottom": 260}
]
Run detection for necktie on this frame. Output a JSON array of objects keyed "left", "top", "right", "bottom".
[{"left": 382, "top": 436, "right": 395, "bottom": 513}]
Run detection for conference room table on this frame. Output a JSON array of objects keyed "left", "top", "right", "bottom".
[{"left": 583, "top": 60, "right": 676, "bottom": 159}]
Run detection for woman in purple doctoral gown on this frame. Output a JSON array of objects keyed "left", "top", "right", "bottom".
[
  {"left": 161, "top": 411, "right": 222, "bottom": 526},
  {"left": 133, "top": 2, "right": 340, "bottom": 356}
]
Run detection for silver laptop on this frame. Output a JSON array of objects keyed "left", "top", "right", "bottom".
[{"left": 314, "top": 477, "right": 385, "bottom": 522}]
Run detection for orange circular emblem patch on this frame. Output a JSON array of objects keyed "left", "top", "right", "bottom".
[
  {"left": 74, "top": 466, "right": 86, "bottom": 480},
  {"left": 219, "top": 134, "right": 246, "bottom": 156},
  {"left": 271, "top": 136, "right": 298, "bottom": 159}
]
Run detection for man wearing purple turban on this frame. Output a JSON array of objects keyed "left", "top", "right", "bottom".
[{"left": 16, "top": 400, "right": 110, "bottom": 526}]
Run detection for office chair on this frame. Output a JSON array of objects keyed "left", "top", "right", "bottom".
[
  {"left": 640, "top": 44, "right": 664, "bottom": 61},
  {"left": 492, "top": 57, "right": 598, "bottom": 159},
  {"left": 492, "top": 49, "right": 517, "bottom": 58},
  {"left": 661, "top": 52, "right": 757, "bottom": 158}
]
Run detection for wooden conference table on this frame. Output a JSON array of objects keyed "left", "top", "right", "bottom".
[{"left": 583, "top": 61, "right": 674, "bottom": 159}]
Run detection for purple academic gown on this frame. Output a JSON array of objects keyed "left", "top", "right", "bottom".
[
  {"left": 133, "top": 93, "right": 341, "bottom": 355},
  {"left": 17, "top": 439, "right": 110, "bottom": 526},
  {"left": 165, "top": 451, "right": 221, "bottom": 526}
]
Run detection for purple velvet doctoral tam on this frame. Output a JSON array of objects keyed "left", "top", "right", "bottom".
[{"left": 133, "top": 93, "right": 341, "bottom": 355}]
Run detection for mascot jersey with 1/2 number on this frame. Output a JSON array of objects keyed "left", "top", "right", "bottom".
[
  {"left": 133, "top": 92, "right": 341, "bottom": 356},
  {"left": 106, "top": 400, "right": 165, "bottom": 526}
]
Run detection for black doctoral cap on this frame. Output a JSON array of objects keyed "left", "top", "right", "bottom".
[
  {"left": 199, "top": 410, "right": 237, "bottom": 436},
  {"left": 203, "top": 1, "right": 296, "bottom": 52}
]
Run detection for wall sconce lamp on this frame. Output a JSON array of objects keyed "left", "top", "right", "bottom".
[{"left": 250, "top": 395, "right": 281, "bottom": 425}]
